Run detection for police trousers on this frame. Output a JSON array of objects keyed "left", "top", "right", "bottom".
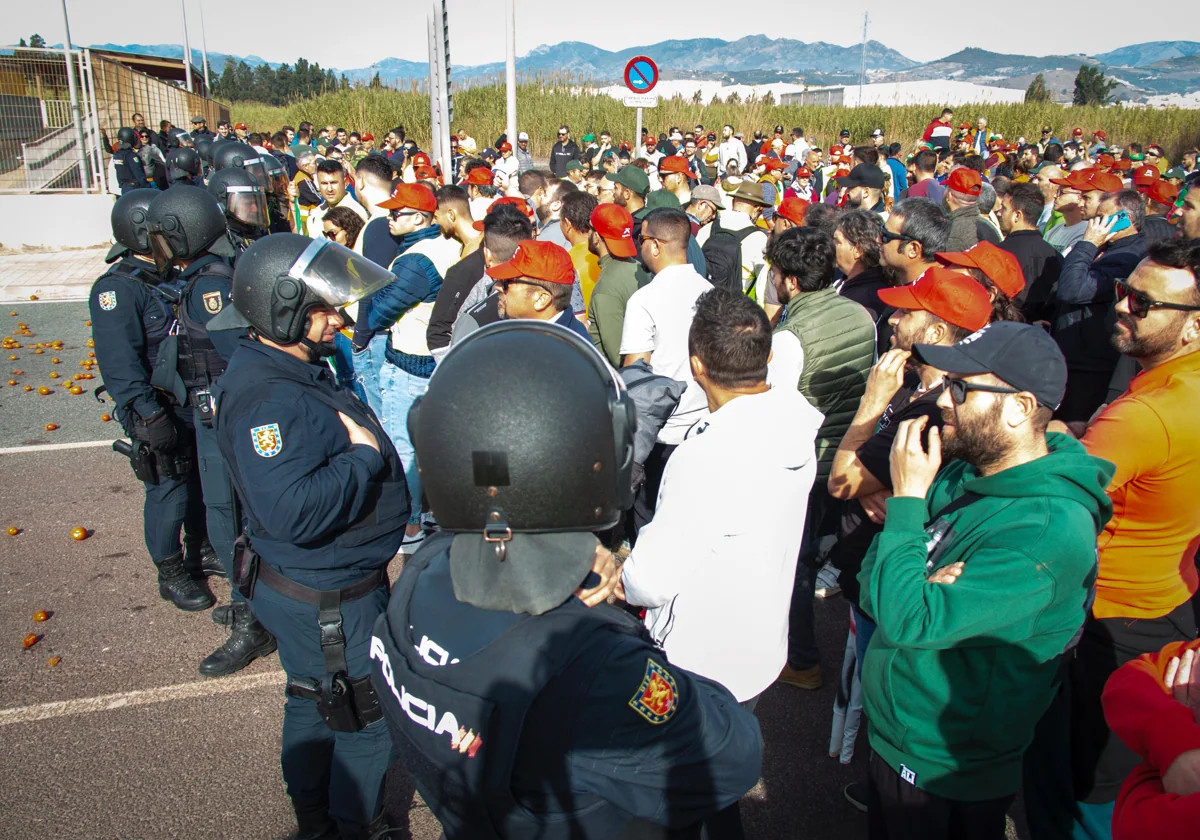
[
  {"left": 195, "top": 419, "right": 240, "bottom": 599},
  {"left": 134, "top": 405, "right": 206, "bottom": 564},
  {"left": 250, "top": 573, "right": 396, "bottom": 831}
]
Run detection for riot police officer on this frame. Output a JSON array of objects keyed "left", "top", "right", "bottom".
[
  {"left": 207, "top": 234, "right": 407, "bottom": 839},
  {"left": 261, "top": 153, "right": 294, "bottom": 233},
  {"left": 194, "top": 136, "right": 217, "bottom": 181},
  {"left": 111, "top": 127, "right": 148, "bottom": 195},
  {"left": 370, "top": 322, "right": 764, "bottom": 840},
  {"left": 211, "top": 140, "right": 268, "bottom": 187},
  {"left": 166, "top": 147, "right": 203, "bottom": 188},
  {"left": 90, "top": 189, "right": 216, "bottom": 611},
  {"left": 207, "top": 167, "right": 270, "bottom": 257},
  {"left": 144, "top": 186, "right": 277, "bottom": 677}
]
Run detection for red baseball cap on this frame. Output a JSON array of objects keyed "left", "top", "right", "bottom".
[
  {"left": 761, "top": 157, "right": 787, "bottom": 172},
  {"left": 498, "top": 142, "right": 512, "bottom": 153},
  {"left": 1133, "top": 165, "right": 1160, "bottom": 186},
  {"left": 1050, "top": 168, "right": 1095, "bottom": 189},
  {"left": 936, "top": 241, "right": 1025, "bottom": 299},
  {"left": 659, "top": 156, "right": 696, "bottom": 179},
  {"left": 1094, "top": 130, "right": 1107, "bottom": 139},
  {"left": 378, "top": 182, "right": 436, "bottom": 212},
  {"left": 794, "top": 166, "right": 812, "bottom": 178},
  {"left": 1096, "top": 153, "right": 1116, "bottom": 169},
  {"left": 1110, "top": 158, "right": 1133, "bottom": 172},
  {"left": 465, "top": 167, "right": 494, "bottom": 186},
  {"left": 414, "top": 165, "right": 439, "bottom": 181},
  {"left": 1145, "top": 180, "right": 1179, "bottom": 207},
  {"left": 877, "top": 267, "right": 992, "bottom": 331},
  {"left": 361, "top": 133, "right": 374, "bottom": 142},
  {"left": 1072, "top": 127, "right": 1083, "bottom": 136},
  {"left": 589, "top": 204, "right": 637, "bottom": 258},
  {"left": 411, "top": 152, "right": 431, "bottom": 167},
  {"left": 486, "top": 239, "right": 575, "bottom": 285},
  {"left": 776, "top": 196, "right": 809, "bottom": 226},
  {"left": 234, "top": 121, "right": 248, "bottom": 130},
  {"left": 947, "top": 168, "right": 982, "bottom": 197},
  {"left": 1086, "top": 170, "right": 1124, "bottom": 192},
  {"left": 471, "top": 196, "right": 533, "bottom": 231}
]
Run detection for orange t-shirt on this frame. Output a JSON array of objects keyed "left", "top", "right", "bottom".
[{"left": 1082, "top": 349, "right": 1200, "bottom": 619}]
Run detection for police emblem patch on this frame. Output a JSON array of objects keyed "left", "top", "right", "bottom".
[
  {"left": 450, "top": 727, "right": 483, "bottom": 758},
  {"left": 251, "top": 423, "right": 282, "bottom": 457},
  {"left": 202, "top": 291, "right": 223, "bottom": 314},
  {"left": 98, "top": 291, "right": 117, "bottom": 311},
  {"left": 629, "top": 658, "right": 679, "bottom": 724}
]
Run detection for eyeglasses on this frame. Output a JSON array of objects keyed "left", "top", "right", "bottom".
[
  {"left": 879, "top": 228, "right": 919, "bottom": 245},
  {"left": 1115, "top": 279, "right": 1200, "bottom": 319},
  {"left": 558, "top": 132, "right": 568, "bottom": 137},
  {"left": 323, "top": 228, "right": 342, "bottom": 240},
  {"left": 1146, "top": 151, "right": 1161, "bottom": 158},
  {"left": 389, "top": 209, "right": 422, "bottom": 220},
  {"left": 946, "top": 377, "right": 1021, "bottom": 405},
  {"left": 494, "top": 278, "right": 536, "bottom": 292},
  {"left": 638, "top": 234, "right": 666, "bottom": 247}
]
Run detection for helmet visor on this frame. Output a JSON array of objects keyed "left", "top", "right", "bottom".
[
  {"left": 226, "top": 185, "right": 268, "bottom": 227},
  {"left": 261, "top": 157, "right": 289, "bottom": 197},
  {"left": 240, "top": 156, "right": 271, "bottom": 192},
  {"left": 288, "top": 238, "right": 394, "bottom": 308},
  {"left": 147, "top": 231, "right": 176, "bottom": 274}
]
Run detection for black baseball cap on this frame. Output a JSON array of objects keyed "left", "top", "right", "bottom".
[
  {"left": 912, "top": 321, "right": 1068, "bottom": 409},
  {"left": 840, "top": 128, "right": 851, "bottom": 137},
  {"left": 838, "top": 163, "right": 886, "bottom": 190}
]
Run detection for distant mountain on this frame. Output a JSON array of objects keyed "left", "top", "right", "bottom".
[
  {"left": 882, "top": 48, "right": 1094, "bottom": 85},
  {"left": 1093, "top": 41, "right": 1200, "bottom": 68},
  {"left": 88, "top": 42, "right": 280, "bottom": 73}
]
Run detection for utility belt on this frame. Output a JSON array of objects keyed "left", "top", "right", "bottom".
[
  {"left": 232, "top": 535, "right": 385, "bottom": 733},
  {"left": 112, "top": 439, "right": 194, "bottom": 485}
]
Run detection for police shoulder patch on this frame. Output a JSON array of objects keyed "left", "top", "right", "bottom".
[
  {"left": 629, "top": 658, "right": 679, "bottom": 724},
  {"left": 98, "top": 290, "right": 117, "bottom": 311},
  {"left": 251, "top": 423, "right": 282, "bottom": 457},
  {"left": 202, "top": 291, "right": 223, "bottom": 314}
]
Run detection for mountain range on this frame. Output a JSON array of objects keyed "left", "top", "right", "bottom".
[{"left": 84, "top": 38, "right": 1200, "bottom": 102}]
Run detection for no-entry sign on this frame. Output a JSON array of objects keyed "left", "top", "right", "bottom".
[{"left": 623, "top": 56, "right": 659, "bottom": 94}]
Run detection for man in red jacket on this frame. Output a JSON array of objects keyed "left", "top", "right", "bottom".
[
  {"left": 922, "top": 108, "right": 955, "bottom": 151},
  {"left": 1103, "top": 638, "right": 1200, "bottom": 838}
]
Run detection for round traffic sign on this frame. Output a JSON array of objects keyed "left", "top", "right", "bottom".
[{"left": 623, "top": 56, "right": 659, "bottom": 94}]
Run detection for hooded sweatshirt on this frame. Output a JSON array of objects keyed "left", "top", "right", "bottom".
[{"left": 858, "top": 433, "right": 1115, "bottom": 800}]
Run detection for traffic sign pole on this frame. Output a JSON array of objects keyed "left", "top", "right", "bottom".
[
  {"left": 636, "top": 108, "right": 642, "bottom": 160},
  {"left": 622, "top": 56, "right": 658, "bottom": 163}
]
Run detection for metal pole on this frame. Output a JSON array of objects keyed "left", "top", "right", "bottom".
[
  {"left": 858, "top": 13, "right": 869, "bottom": 108},
  {"left": 435, "top": 0, "right": 452, "bottom": 181},
  {"left": 198, "top": 0, "right": 210, "bottom": 94},
  {"left": 59, "top": 0, "right": 91, "bottom": 190},
  {"left": 83, "top": 49, "right": 108, "bottom": 193},
  {"left": 181, "top": 0, "right": 194, "bottom": 93},
  {"left": 505, "top": 0, "right": 516, "bottom": 151},
  {"left": 427, "top": 14, "right": 442, "bottom": 170},
  {"left": 636, "top": 108, "right": 643, "bottom": 160}
]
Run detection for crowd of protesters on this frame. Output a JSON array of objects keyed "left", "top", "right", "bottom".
[{"left": 110, "top": 104, "right": 1200, "bottom": 840}]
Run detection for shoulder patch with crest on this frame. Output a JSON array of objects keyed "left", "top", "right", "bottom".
[
  {"left": 629, "top": 658, "right": 679, "bottom": 724},
  {"left": 251, "top": 423, "right": 282, "bottom": 457},
  {"left": 98, "top": 291, "right": 117, "bottom": 311},
  {"left": 202, "top": 291, "right": 223, "bottom": 314}
]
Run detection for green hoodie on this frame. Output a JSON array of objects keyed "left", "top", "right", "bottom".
[{"left": 858, "top": 433, "right": 1115, "bottom": 801}]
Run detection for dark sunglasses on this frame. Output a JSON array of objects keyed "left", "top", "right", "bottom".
[
  {"left": 494, "top": 278, "right": 536, "bottom": 292},
  {"left": 880, "top": 228, "right": 918, "bottom": 245},
  {"left": 946, "top": 377, "right": 1021, "bottom": 405},
  {"left": 323, "top": 228, "right": 342, "bottom": 240},
  {"left": 1146, "top": 151, "right": 1162, "bottom": 158},
  {"left": 638, "top": 234, "right": 666, "bottom": 246},
  {"left": 389, "top": 209, "right": 422, "bottom": 220},
  {"left": 1115, "top": 279, "right": 1200, "bottom": 319}
]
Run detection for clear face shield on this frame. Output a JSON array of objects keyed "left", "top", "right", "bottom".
[
  {"left": 288, "top": 238, "right": 396, "bottom": 312},
  {"left": 261, "top": 156, "right": 289, "bottom": 198},
  {"left": 239, "top": 156, "right": 272, "bottom": 193},
  {"left": 225, "top": 184, "right": 269, "bottom": 228}
]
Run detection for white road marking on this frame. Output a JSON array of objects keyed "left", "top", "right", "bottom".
[
  {"left": 0, "top": 439, "right": 121, "bottom": 455},
  {"left": 0, "top": 671, "right": 285, "bottom": 726}
]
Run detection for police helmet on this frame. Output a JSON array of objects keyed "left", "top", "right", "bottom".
[
  {"left": 225, "top": 233, "right": 394, "bottom": 345},
  {"left": 144, "top": 185, "right": 234, "bottom": 271},
  {"left": 116, "top": 127, "right": 138, "bottom": 149},
  {"left": 260, "top": 153, "right": 289, "bottom": 198},
  {"left": 208, "top": 167, "right": 269, "bottom": 230},
  {"left": 167, "top": 147, "right": 201, "bottom": 181},
  {"left": 106, "top": 188, "right": 157, "bottom": 262},
  {"left": 194, "top": 136, "right": 215, "bottom": 166},
  {"left": 410, "top": 322, "right": 636, "bottom": 535}
]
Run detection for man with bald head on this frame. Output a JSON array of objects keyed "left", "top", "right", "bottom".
[{"left": 1030, "top": 165, "right": 1065, "bottom": 232}]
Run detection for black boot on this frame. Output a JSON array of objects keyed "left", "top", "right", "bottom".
[
  {"left": 288, "top": 807, "right": 340, "bottom": 840},
  {"left": 184, "top": 539, "right": 228, "bottom": 579},
  {"left": 157, "top": 551, "right": 216, "bottom": 611},
  {"left": 211, "top": 603, "right": 234, "bottom": 627},
  {"left": 340, "top": 812, "right": 393, "bottom": 840},
  {"left": 199, "top": 602, "right": 277, "bottom": 677}
]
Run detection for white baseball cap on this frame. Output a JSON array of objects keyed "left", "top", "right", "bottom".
[{"left": 518, "top": 131, "right": 529, "bottom": 141}]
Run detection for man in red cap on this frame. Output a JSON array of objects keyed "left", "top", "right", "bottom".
[
  {"left": 464, "top": 164, "right": 497, "bottom": 220},
  {"left": 1090, "top": 129, "right": 1108, "bottom": 157},
  {"left": 936, "top": 240, "right": 1026, "bottom": 319},
  {"left": 774, "top": 195, "right": 809, "bottom": 234},
  {"left": 356, "top": 182, "right": 462, "bottom": 545},
  {"left": 485, "top": 239, "right": 591, "bottom": 341},
  {"left": 1132, "top": 165, "right": 1160, "bottom": 191},
  {"left": 658, "top": 155, "right": 696, "bottom": 207},
  {"left": 494, "top": 141, "right": 519, "bottom": 183},
  {"left": 995, "top": 183, "right": 1063, "bottom": 322},
  {"left": 586, "top": 204, "right": 647, "bottom": 367},
  {"left": 1046, "top": 170, "right": 1093, "bottom": 254},
  {"left": 1142, "top": 180, "right": 1179, "bottom": 245},
  {"left": 943, "top": 168, "right": 984, "bottom": 252}
]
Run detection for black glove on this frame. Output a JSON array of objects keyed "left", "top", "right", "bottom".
[{"left": 136, "top": 410, "right": 178, "bottom": 453}]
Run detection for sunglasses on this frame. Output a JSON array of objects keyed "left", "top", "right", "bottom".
[
  {"left": 1146, "top": 151, "right": 1161, "bottom": 158},
  {"left": 389, "top": 209, "right": 422, "bottom": 220},
  {"left": 946, "top": 377, "right": 1021, "bottom": 405},
  {"left": 880, "top": 228, "right": 919, "bottom": 245},
  {"left": 494, "top": 278, "right": 536, "bottom": 292},
  {"left": 1115, "top": 279, "right": 1200, "bottom": 319},
  {"left": 323, "top": 228, "right": 342, "bottom": 240},
  {"left": 638, "top": 234, "right": 666, "bottom": 246}
]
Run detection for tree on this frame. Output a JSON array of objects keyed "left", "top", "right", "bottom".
[
  {"left": 1025, "top": 73, "right": 1051, "bottom": 103},
  {"left": 29, "top": 34, "right": 45, "bottom": 48},
  {"left": 1073, "top": 65, "right": 1117, "bottom": 107},
  {"left": 726, "top": 91, "right": 741, "bottom": 105},
  {"left": 18, "top": 38, "right": 26, "bottom": 47}
]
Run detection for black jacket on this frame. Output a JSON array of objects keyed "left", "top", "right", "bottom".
[
  {"left": 998, "top": 228, "right": 1063, "bottom": 322},
  {"left": 549, "top": 141, "right": 580, "bottom": 178},
  {"left": 426, "top": 248, "right": 486, "bottom": 355},
  {"left": 1053, "top": 233, "right": 1146, "bottom": 373}
]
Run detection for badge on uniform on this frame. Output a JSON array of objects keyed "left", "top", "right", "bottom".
[
  {"left": 450, "top": 727, "right": 483, "bottom": 758},
  {"left": 98, "top": 290, "right": 117, "bottom": 311},
  {"left": 202, "top": 291, "right": 223, "bottom": 314},
  {"left": 629, "top": 658, "right": 679, "bottom": 724},
  {"left": 251, "top": 423, "right": 283, "bottom": 457}
]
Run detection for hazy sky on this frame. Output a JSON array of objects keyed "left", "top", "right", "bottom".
[{"left": 7, "top": 1, "right": 1200, "bottom": 70}]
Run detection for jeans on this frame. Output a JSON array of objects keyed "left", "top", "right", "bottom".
[
  {"left": 380, "top": 363, "right": 430, "bottom": 525},
  {"left": 195, "top": 419, "right": 240, "bottom": 601},
  {"left": 333, "top": 332, "right": 366, "bottom": 403},
  {"left": 352, "top": 334, "right": 389, "bottom": 421}
]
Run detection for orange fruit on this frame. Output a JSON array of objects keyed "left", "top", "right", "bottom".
[
  {"left": 7, "top": 380, "right": 15, "bottom": 386},
  {"left": 23, "top": 385, "right": 32, "bottom": 392},
  {"left": 23, "top": 633, "right": 39, "bottom": 648},
  {"left": 34, "top": 348, "right": 43, "bottom": 355},
  {"left": 69, "top": 387, "right": 82, "bottom": 395},
  {"left": 32, "top": 610, "right": 48, "bottom": 622},
  {"left": 51, "top": 357, "right": 60, "bottom": 364},
  {"left": 85, "top": 321, "right": 91, "bottom": 326},
  {"left": 45, "top": 423, "right": 58, "bottom": 431},
  {"left": 36, "top": 386, "right": 49, "bottom": 395},
  {"left": 28, "top": 294, "right": 38, "bottom": 300},
  {"left": 70, "top": 527, "right": 87, "bottom": 541},
  {"left": 47, "top": 656, "right": 61, "bottom": 667},
  {"left": 5, "top": 526, "right": 17, "bottom": 536},
  {"left": 48, "top": 372, "right": 58, "bottom": 379},
  {"left": 100, "top": 414, "right": 111, "bottom": 422},
  {"left": 8, "top": 311, "right": 15, "bottom": 316}
]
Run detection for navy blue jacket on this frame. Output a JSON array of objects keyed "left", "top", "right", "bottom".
[
  {"left": 214, "top": 338, "right": 409, "bottom": 586},
  {"left": 179, "top": 255, "right": 241, "bottom": 361},
  {"left": 361, "top": 226, "right": 444, "bottom": 375},
  {"left": 1053, "top": 233, "right": 1146, "bottom": 373}
]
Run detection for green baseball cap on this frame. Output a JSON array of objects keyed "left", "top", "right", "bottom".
[
  {"left": 565, "top": 160, "right": 583, "bottom": 172},
  {"left": 645, "top": 189, "right": 681, "bottom": 211},
  {"left": 1165, "top": 167, "right": 1187, "bottom": 180},
  {"left": 582, "top": 133, "right": 596, "bottom": 143},
  {"left": 606, "top": 166, "right": 650, "bottom": 196}
]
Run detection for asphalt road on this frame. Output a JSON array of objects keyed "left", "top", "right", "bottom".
[{"left": 0, "top": 302, "right": 1026, "bottom": 839}]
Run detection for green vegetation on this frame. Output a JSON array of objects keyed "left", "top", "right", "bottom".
[
  {"left": 226, "top": 80, "right": 1200, "bottom": 159},
  {"left": 1025, "top": 74, "right": 1051, "bottom": 104},
  {"left": 212, "top": 58, "right": 350, "bottom": 106},
  {"left": 1073, "top": 65, "right": 1118, "bottom": 107}
]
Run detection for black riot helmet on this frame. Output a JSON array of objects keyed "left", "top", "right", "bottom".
[
  {"left": 410, "top": 322, "right": 636, "bottom": 538},
  {"left": 144, "top": 185, "right": 235, "bottom": 272},
  {"left": 194, "top": 136, "right": 215, "bottom": 166},
  {"left": 260, "top": 153, "right": 289, "bottom": 198},
  {"left": 219, "top": 233, "right": 393, "bottom": 346},
  {"left": 106, "top": 188, "right": 157, "bottom": 262},
  {"left": 167, "top": 147, "right": 202, "bottom": 182},
  {"left": 211, "top": 140, "right": 269, "bottom": 189},
  {"left": 116, "top": 127, "right": 138, "bottom": 149},
  {"left": 208, "top": 167, "right": 269, "bottom": 230}
]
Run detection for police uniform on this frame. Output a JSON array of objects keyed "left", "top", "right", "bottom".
[
  {"left": 371, "top": 535, "right": 764, "bottom": 840},
  {"left": 113, "top": 147, "right": 148, "bottom": 195},
  {"left": 213, "top": 336, "right": 409, "bottom": 836},
  {"left": 89, "top": 254, "right": 206, "bottom": 566}
]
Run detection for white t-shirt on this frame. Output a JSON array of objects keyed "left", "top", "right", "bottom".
[
  {"left": 766, "top": 330, "right": 804, "bottom": 390},
  {"left": 619, "top": 263, "right": 713, "bottom": 444}
]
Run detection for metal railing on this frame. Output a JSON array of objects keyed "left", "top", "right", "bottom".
[{"left": 0, "top": 45, "right": 230, "bottom": 194}]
